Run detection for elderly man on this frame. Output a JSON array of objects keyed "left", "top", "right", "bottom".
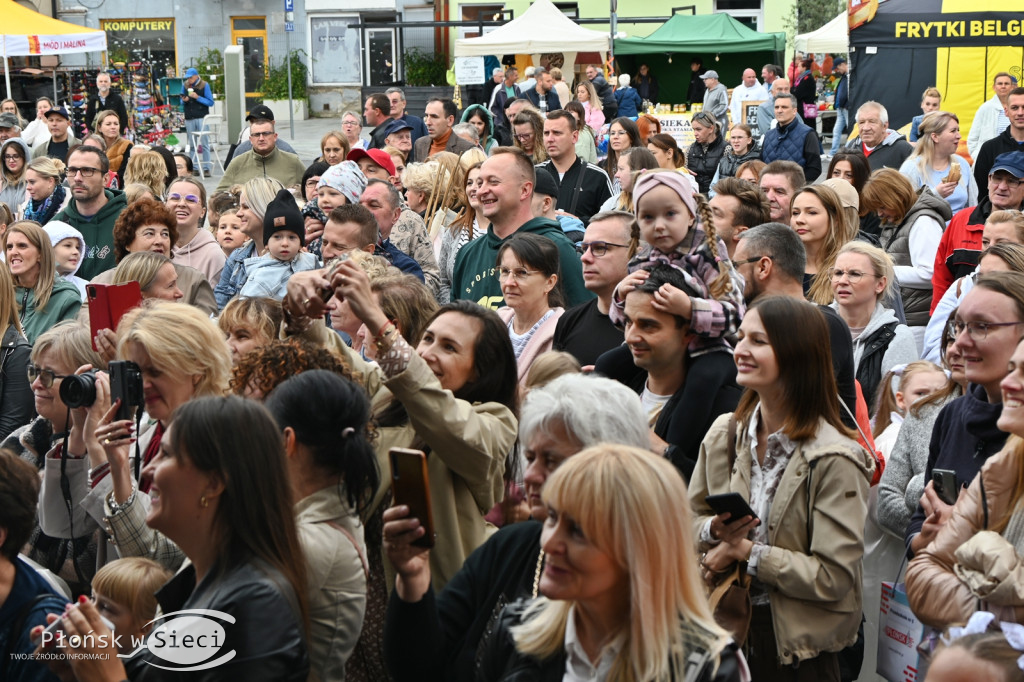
[
  {"left": 215, "top": 115, "right": 305, "bottom": 192},
  {"left": 760, "top": 93, "right": 821, "bottom": 182},
  {"left": 0, "top": 113, "right": 19, "bottom": 142},
  {"left": 729, "top": 68, "right": 769, "bottom": 127},
  {"left": 383, "top": 119, "right": 413, "bottom": 160},
  {"left": 761, "top": 63, "right": 781, "bottom": 88},
  {"left": 967, "top": 72, "right": 1015, "bottom": 158},
  {"left": 522, "top": 67, "right": 561, "bottom": 115},
  {"left": 413, "top": 98, "right": 475, "bottom": 162},
  {"left": 700, "top": 69, "right": 729, "bottom": 124},
  {"left": 757, "top": 78, "right": 789, "bottom": 138},
  {"left": 385, "top": 87, "right": 428, "bottom": 146},
  {"left": 844, "top": 101, "right": 913, "bottom": 171},
  {"left": 85, "top": 71, "right": 129, "bottom": 135}
]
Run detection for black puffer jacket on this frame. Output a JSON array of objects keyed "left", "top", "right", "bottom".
[
  {"left": 687, "top": 133, "right": 727, "bottom": 194},
  {"left": 716, "top": 145, "right": 762, "bottom": 182}
]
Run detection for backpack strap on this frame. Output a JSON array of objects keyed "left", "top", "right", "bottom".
[{"left": 321, "top": 520, "right": 369, "bottom": 579}]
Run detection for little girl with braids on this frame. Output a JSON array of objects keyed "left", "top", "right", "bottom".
[{"left": 610, "top": 169, "right": 745, "bottom": 355}]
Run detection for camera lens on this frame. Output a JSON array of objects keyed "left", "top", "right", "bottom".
[{"left": 59, "top": 371, "right": 98, "bottom": 408}]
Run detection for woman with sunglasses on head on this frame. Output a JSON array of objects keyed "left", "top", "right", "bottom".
[
  {"left": 164, "top": 177, "right": 224, "bottom": 288},
  {"left": 687, "top": 111, "right": 726, "bottom": 195}
]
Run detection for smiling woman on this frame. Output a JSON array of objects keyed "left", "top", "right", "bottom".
[{"left": 5, "top": 221, "right": 81, "bottom": 343}]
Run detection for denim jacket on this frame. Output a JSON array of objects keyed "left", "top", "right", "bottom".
[{"left": 214, "top": 241, "right": 257, "bottom": 310}]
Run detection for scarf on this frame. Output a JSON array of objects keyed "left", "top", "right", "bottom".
[{"left": 22, "top": 183, "right": 66, "bottom": 225}]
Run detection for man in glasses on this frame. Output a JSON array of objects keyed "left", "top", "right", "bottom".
[
  {"left": 32, "top": 106, "right": 75, "bottom": 161},
  {"left": 225, "top": 104, "right": 296, "bottom": 164},
  {"left": 216, "top": 107, "right": 305, "bottom": 192},
  {"left": 53, "top": 146, "right": 127, "bottom": 279},
  {"left": 932, "top": 151, "right": 1024, "bottom": 315},
  {"left": 974, "top": 86, "right": 1024, "bottom": 203},
  {"left": 552, "top": 210, "right": 630, "bottom": 366}
]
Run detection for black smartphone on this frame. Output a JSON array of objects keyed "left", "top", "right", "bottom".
[
  {"left": 389, "top": 448, "right": 436, "bottom": 548},
  {"left": 932, "top": 469, "right": 959, "bottom": 506},
  {"left": 705, "top": 493, "right": 758, "bottom": 524}
]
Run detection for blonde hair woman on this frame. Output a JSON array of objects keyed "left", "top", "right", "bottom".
[
  {"left": 478, "top": 445, "right": 741, "bottom": 680},
  {"left": 829, "top": 241, "right": 918, "bottom": 409},
  {"left": 216, "top": 176, "right": 285, "bottom": 308},
  {"left": 899, "top": 110, "right": 977, "bottom": 213},
  {"left": 5, "top": 221, "right": 81, "bottom": 343},
  {"left": 512, "top": 109, "right": 547, "bottom": 164},
  {"left": 20, "top": 157, "right": 68, "bottom": 224},
  {"left": 111, "top": 251, "right": 183, "bottom": 302},
  {"left": 123, "top": 150, "right": 168, "bottom": 196},
  {"left": 790, "top": 184, "right": 858, "bottom": 305},
  {"left": 400, "top": 161, "right": 439, "bottom": 215},
  {"left": 319, "top": 130, "right": 349, "bottom": 166},
  {"left": 95, "top": 108, "right": 133, "bottom": 187},
  {"left": 574, "top": 79, "right": 605, "bottom": 134}
]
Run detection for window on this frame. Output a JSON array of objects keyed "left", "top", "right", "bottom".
[
  {"left": 101, "top": 19, "right": 176, "bottom": 77},
  {"left": 714, "top": 0, "right": 762, "bottom": 31},
  {"left": 308, "top": 15, "right": 362, "bottom": 85},
  {"left": 460, "top": 4, "right": 505, "bottom": 39}
]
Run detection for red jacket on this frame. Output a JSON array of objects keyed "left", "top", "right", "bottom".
[{"left": 930, "top": 201, "right": 989, "bottom": 313}]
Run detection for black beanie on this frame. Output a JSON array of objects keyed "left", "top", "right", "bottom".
[{"left": 262, "top": 189, "right": 305, "bottom": 246}]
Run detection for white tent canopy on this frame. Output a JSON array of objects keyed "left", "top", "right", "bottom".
[
  {"left": 794, "top": 12, "right": 848, "bottom": 54},
  {"left": 454, "top": 0, "right": 608, "bottom": 68}
]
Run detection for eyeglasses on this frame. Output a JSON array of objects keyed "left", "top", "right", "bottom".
[
  {"left": 989, "top": 174, "right": 1023, "bottom": 189},
  {"left": 249, "top": 131, "right": 275, "bottom": 138},
  {"left": 3, "top": 154, "right": 22, "bottom": 161},
  {"left": 166, "top": 193, "right": 201, "bottom": 205},
  {"left": 515, "top": 133, "right": 534, "bottom": 141},
  {"left": 304, "top": 178, "right": 321, "bottom": 188},
  {"left": 66, "top": 166, "right": 100, "bottom": 178},
  {"left": 947, "top": 319, "right": 1024, "bottom": 340},
  {"left": 828, "top": 268, "right": 877, "bottom": 283},
  {"left": 576, "top": 241, "right": 629, "bottom": 257},
  {"left": 497, "top": 266, "right": 541, "bottom": 282},
  {"left": 27, "top": 364, "right": 68, "bottom": 388},
  {"left": 342, "top": 120, "right": 360, "bottom": 127},
  {"left": 734, "top": 255, "right": 768, "bottom": 267}
]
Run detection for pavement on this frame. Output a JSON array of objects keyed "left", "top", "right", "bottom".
[{"left": 193, "top": 115, "right": 343, "bottom": 195}]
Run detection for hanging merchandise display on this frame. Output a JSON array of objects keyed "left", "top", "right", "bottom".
[{"left": 125, "top": 61, "right": 181, "bottom": 146}]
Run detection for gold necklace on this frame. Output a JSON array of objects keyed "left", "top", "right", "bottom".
[{"left": 532, "top": 548, "right": 545, "bottom": 598}]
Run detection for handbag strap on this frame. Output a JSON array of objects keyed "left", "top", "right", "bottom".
[
  {"left": 321, "top": 520, "right": 369, "bottom": 579},
  {"left": 726, "top": 415, "right": 738, "bottom": 469},
  {"left": 981, "top": 468, "right": 989, "bottom": 530}
]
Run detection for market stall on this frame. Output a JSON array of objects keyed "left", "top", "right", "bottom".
[
  {"left": 795, "top": 12, "right": 849, "bottom": 54},
  {"left": 613, "top": 14, "right": 785, "bottom": 106},
  {"left": 453, "top": 0, "right": 608, "bottom": 81},
  {"left": 849, "top": 0, "right": 1024, "bottom": 137},
  {"left": 0, "top": 0, "right": 107, "bottom": 100}
]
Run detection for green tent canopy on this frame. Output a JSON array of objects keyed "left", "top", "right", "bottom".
[{"left": 614, "top": 13, "right": 785, "bottom": 55}]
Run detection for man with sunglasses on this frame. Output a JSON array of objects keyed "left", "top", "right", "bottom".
[
  {"left": 215, "top": 112, "right": 305, "bottom": 193},
  {"left": 53, "top": 145, "right": 126, "bottom": 279},
  {"left": 551, "top": 210, "right": 630, "bottom": 365},
  {"left": 931, "top": 151, "right": 1024, "bottom": 314}
]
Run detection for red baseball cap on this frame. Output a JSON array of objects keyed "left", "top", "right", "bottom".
[{"left": 346, "top": 148, "right": 397, "bottom": 177}]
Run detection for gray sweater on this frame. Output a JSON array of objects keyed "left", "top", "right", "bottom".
[
  {"left": 876, "top": 396, "right": 958, "bottom": 539},
  {"left": 703, "top": 83, "right": 729, "bottom": 122}
]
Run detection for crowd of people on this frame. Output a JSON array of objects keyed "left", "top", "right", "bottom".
[{"left": 4, "top": 60, "right": 1024, "bottom": 682}]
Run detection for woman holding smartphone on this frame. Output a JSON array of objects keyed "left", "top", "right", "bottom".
[{"left": 689, "top": 296, "right": 873, "bottom": 681}]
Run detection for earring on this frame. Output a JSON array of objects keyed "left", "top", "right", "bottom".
[{"left": 200, "top": 495, "right": 208, "bottom": 508}]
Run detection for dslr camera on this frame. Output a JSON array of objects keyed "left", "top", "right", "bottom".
[{"left": 59, "top": 361, "right": 144, "bottom": 421}]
